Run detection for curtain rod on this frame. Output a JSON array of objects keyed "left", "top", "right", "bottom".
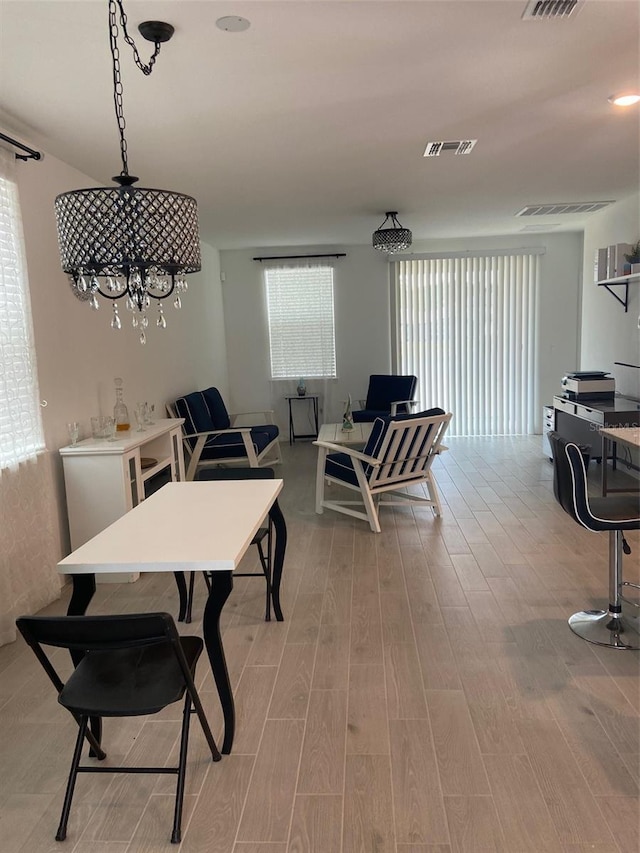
[
  {"left": 389, "top": 247, "right": 546, "bottom": 261},
  {"left": 253, "top": 253, "right": 346, "bottom": 261},
  {"left": 614, "top": 361, "right": 640, "bottom": 369},
  {"left": 0, "top": 132, "right": 42, "bottom": 162}
]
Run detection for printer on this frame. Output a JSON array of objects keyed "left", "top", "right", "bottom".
[{"left": 560, "top": 371, "right": 615, "bottom": 401}]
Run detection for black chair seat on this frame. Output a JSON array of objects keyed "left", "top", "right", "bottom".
[
  {"left": 60, "top": 635, "right": 203, "bottom": 717},
  {"left": 586, "top": 494, "right": 640, "bottom": 527}
]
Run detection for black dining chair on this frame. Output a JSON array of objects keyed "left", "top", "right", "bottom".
[
  {"left": 549, "top": 432, "right": 640, "bottom": 649},
  {"left": 174, "top": 466, "right": 284, "bottom": 624},
  {"left": 16, "top": 612, "right": 220, "bottom": 844}
]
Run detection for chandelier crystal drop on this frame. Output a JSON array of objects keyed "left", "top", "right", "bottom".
[
  {"left": 54, "top": 0, "right": 201, "bottom": 342},
  {"left": 372, "top": 211, "right": 412, "bottom": 254}
]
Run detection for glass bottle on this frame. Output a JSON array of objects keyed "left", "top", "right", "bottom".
[{"left": 113, "top": 377, "right": 130, "bottom": 431}]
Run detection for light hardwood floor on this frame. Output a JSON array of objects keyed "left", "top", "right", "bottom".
[{"left": 1, "top": 436, "right": 639, "bottom": 852}]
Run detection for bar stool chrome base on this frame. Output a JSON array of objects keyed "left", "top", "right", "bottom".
[{"left": 568, "top": 608, "right": 640, "bottom": 650}]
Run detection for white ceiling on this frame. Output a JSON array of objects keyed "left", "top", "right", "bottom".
[{"left": 1, "top": 0, "right": 638, "bottom": 249}]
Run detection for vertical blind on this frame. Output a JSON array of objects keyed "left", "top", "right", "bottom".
[
  {"left": 0, "top": 146, "right": 44, "bottom": 470},
  {"left": 393, "top": 252, "right": 540, "bottom": 436},
  {"left": 264, "top": 262, "right": 337, "bottom": 379}
]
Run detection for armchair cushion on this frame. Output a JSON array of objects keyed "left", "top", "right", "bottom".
[
  {"left": 352, "top": 374, "right": 417, "bottom": 423},
  {"left": 202, "top": 387, "right": 231, "bottom": 430},
  {"left": 175, "top": 391, "right": 213, "bottom": 442},
  {"left": 325, "top": 408, "right": 445, "bottom": 488}
]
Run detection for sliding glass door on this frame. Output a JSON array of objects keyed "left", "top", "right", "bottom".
[{"left": 392, "top": 252, "right": 540, "bottom": 436}]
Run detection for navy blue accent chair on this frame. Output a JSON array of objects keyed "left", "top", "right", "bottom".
[
  {"left": 316, "top": 408, "right": 451, "bottom": 532},
  {"left": 169, "top": 387, "right": 281, "bottom": 479},
  {"left": 352, "top": 374, "right": 418, "bottom": 423}
]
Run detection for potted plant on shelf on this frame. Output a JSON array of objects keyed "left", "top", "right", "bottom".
[{"left": 624, "top": 240, "right": 640, "bottom": 273}]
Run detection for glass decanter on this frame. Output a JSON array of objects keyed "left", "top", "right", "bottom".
[{"left": 113, "top": 377, "right": 130, "bottom": 431}]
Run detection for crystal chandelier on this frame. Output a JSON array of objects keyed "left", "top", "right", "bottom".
[
  {"left": 372, "top": 211, "right": 412, "bottom": 254},
  {"left": 54, "top": 0, "right": 201, "bottom": 344}
]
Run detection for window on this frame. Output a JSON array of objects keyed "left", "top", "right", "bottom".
[
  {"left": 392, "top": 251, "right": 540, "bottom": 436},
  {"left": 0, "top": 146, "right": 44, "bottom": 469},
  {"left": 264, "top": 261, "right": 337, "bottom": 379}
]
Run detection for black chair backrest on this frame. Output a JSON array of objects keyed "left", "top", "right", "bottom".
[
  {"left": 197, "top": 467, "right": 275, "bottom": 482},
  {"left": 16, "top": 612, "right": 180, "bottom": 653},
  {"left": 549, "top": 431, "right": 596, "bottom": 529},
  {"left": 549, "top": 431, "right": 580, "bottom": 519}
]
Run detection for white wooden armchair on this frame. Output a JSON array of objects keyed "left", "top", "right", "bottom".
[
  {"left": 315, "top": 408, "right": 451, "bottom": 533},
  {"left": 167, "top": 388, "right": 281, "bottom": 481}
]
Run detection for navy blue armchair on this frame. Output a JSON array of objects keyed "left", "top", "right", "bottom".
[
  {"left": 352, "top": 374, "right": 418, "bottom": 423},
  {"left": 169, "top": 387, "right": 281, "bottom": 480}
]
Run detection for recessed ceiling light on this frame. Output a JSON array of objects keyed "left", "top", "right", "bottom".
[
  {"left": 216, "top": 16, "right": 251, "bottom": 33},
  {"left": 608, "top": 93, "right": 640, "bottom": 107}
]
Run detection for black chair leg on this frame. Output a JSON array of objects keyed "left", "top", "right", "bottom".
[
  {"left": 185, "top": 572, "right": 196, "bottom": 624},
  {"left": 56, "top": 715, "right": 88, "bottom": 841},
  {"left": 171, "top": 694, "right": 193, "bottom": 844},
  {"left": 256, "top": 534, "right": 272, "bottom": 622}
]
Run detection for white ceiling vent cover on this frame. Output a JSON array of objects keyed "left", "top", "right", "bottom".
[
  {"left": 424, "top": 140, "right": 477, "bottom": 158},
  {"left": 522, "top": 1, "right": 583, "bottom": 20},
  {"left": 516, "top": 201, "right": 615, "bottom": 216}
]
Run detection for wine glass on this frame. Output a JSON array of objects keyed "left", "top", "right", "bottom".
[
  {"left": 67, "top": 422, "right": 80, "bottom": 446},
  {"left": 105, "top": 416, "right": 117, "bottom": 442},
  {"left": 134, "top": 404, "right": 146, "bottom": 432}
]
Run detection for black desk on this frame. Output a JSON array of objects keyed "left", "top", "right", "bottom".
[
  {"left": 285, "top": 394, "right": 319, "bottom": 444},
  {"left": 553, "top": 395, "right": 640, "bottom": 494}
]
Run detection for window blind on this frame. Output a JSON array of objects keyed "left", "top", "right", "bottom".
[
  {"left": 393, "top": 252, "right": 539, "bottom": 437},
  {"left": 265, "top": 263, "right": 337, "bottom": 379},
  {"left": 0, "top": 146, "right": 45, "bottom": 470}
]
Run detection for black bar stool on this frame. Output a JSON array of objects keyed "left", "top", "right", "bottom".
[{"left": 549, "top": 432, "right": 640, "bottom": 649}]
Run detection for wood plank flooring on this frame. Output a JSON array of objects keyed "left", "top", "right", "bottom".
[{"left": 1, "top": 436, "right": 638, "bottom": 852}]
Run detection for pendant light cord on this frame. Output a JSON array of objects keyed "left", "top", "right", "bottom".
[{"left": 109, "top": 0, "right": 162, "bottom": 179}]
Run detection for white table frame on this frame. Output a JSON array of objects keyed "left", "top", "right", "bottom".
[{"left": 58, "top": 480, "right": 285, "bottom": 754}]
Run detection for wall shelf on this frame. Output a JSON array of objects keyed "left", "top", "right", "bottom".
[{"left": 597, "top": 272, "right": 640, "bottom": 312}]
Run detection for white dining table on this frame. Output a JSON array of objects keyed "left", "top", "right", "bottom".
[{"left": 58, "top": 479, "right": 285, "bottom": 754}]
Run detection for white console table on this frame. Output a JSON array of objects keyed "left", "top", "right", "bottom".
[{"left": 60, "top": 418, "right": 185, "bottom": 580}]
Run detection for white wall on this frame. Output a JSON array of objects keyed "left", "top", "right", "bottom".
[
  {"left": 581, "top": 193, "right": 640, "bottom": 400},
  {"left": 9, "top": 146, "right": 227, "bottom": 591},
  {"left": 220, "top": 231, "right": 583, "bottom": 432}
]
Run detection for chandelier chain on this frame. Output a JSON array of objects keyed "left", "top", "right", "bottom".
[{"left": 109, "top": 0, "right": 162, "bottom": 177}]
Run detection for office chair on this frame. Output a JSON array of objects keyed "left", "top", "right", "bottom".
[
  {"left": 16, "top": 612, "right": 220, "bottom": 844},
  {"left": 549, "top": 432, "right": 640, "bottom": 649}
]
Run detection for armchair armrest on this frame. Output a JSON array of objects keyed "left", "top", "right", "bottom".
[
  {"left": 313, "top": 439, "right": 381, "bottom": 466},
  {"left": 182, "top": 425, "right": 257, "bottom": 480},
  {"left": 390, "top": 399, "right": 419, "bottom": 415}
]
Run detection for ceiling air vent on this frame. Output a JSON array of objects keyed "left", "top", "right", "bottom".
[
  {"left": 424, "top": 140, "right": 477, "bottom": 158},
  {"left": 522, "top": 1, "right": 583, "bottom": 20},
  {"left": 516, "top": 201, "right": 615, "bottom": 216}
]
